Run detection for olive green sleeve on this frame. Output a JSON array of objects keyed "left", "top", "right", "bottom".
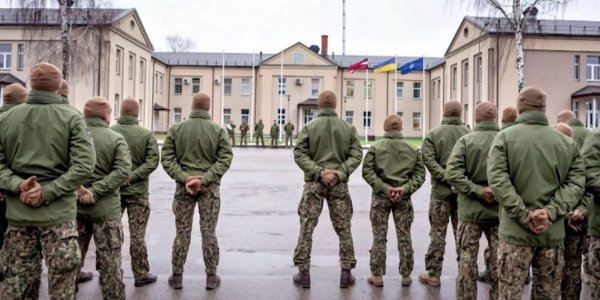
[
  {"left": 361, "top": 146, "right": 391, "bottom": 195},
  {"left": 544, "top": 145, "right": 585, "bottom": 221},
  {"left": 161, "top": 127, "right": 189, "bottom": 184},
  {"left": 576, "top": 192, "right": 592, "bottom": 216},
  {"left": 401, "top": 150, "right": 426, "bottom": 195},
  {"left": 89, "top": 136, "right": 132, "bottom": 199},
  {"left": 421, "top": 132, "right": 446, "bottom": 182},
  {"left": 446, "top": 138, "right": 485, "bottom": 200},
  {"left": 129, "top": 133, "right": 159, "bottom": 183},
  {"left": 583, "top": 131, "right": 600, "bottom": 196},
  {"left": 294, "top": 126, "right": 322, "bottom": 181},
  {"left": 0, "top": 139, "right": 26, "bottom": 192},
  {"left": 201, "top": 129, "right": 233, "bottom": 186},
  {"left": 488, "top": 133, "right": 530, "bottom": 227},
  {"left": 334, "top": 127, "right": 363, "bottom": 183}
]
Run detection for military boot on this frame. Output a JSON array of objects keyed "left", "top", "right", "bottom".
[
  {"left": 77, "top": 271, "right": 93, "bottom": 283},
  {"left": 206, "top": 274, "right": 221, "bottom": 290},
  {"left": 340, "top": 268, "right": 355, "bottom": 288},
  {"left": 367, "top": 274, "right": 383, "bottom": 287},
  {"left": 401, "top": 275, "right": 412, "bottom": 286},
  {"left": 135, "top": 273, "right": 157, "bottom": 287},
  {"left": 168, "top": 273, "right": 183, "bottom": 289},
  {"left": 293, "top": 271, "right": 310, "bottom": 288},
  {"left": 418, "top": 272, "right": 441, "bottom": 287},
  {"left": 477, "top": 269, "right": 491, "bottom": 284}
]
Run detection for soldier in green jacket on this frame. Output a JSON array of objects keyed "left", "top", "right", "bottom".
[
  {"left": 0, "top": 63, "right": 95, "bottom": 300},
  {"left": 582, "top": 121, "right": 600, "bottom": 299},
  {"left": 240, "top": 121, "right": 250, "bottom": 146},
  {"left": 270, "top": 120, "right": 280, "bottom": 148},
  {"left": 76, "top": 97, "right": 131, "bottom": 299},
  {"left": 111, "top": 98, "right": 160, "bottom": 287},
  {"left": 292, "top": 90, "right": 362, "bottom": 288},
  {"left": 255, "top": 119, "right": 265, "bottom": 147},
  {"left": 419, "top": 100, "right": 469, "bottom": 287},
  {"left": 362, "top": 114, "right": 425, "bottom": 288},
  {"left": 161, "top": 92, "right": 233, "bottom": 290},
  {"left": 226, "top": 120, "right": 236, "bottom": 146},
  {"left": 284, "top": 121, "right": 295, "bottom": 148},
  {"left": 501, "top": 106, "right": 517, "bottom": 130},
  {"left": 558, "top": 110, "right": 590, "bottom": 149},
  {"left": 0, "top": 82, "right": 27, "bottom": 282},
  {"left": 446, "top": 102, "right": 500, "bottom": 299},
  {"left": 488, "top": 86, "right": 585, "bottom": 299}
]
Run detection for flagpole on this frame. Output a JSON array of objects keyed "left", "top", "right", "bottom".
[
  {"left": 250, "top": 52, "right": 255, "bottom": 139},
  {"left": 422, "top": 55, "right": 426, "bottom": 139},
  {"left": 279, "top": 50, "right": 284, "bottom": 142},
  {"left": 365, "top": 56, "right": 369, "bottom": 144},
  {"left": 221, "top": 51, "right": 225, "bottom": 126},
  {"left": 394, "top": 55, "right": 398, "bottom": 114}
]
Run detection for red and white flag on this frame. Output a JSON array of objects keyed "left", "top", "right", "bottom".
[{"left": 348, "top": 57, "right": 368, "bottom": 73}]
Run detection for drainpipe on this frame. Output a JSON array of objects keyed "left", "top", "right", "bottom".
[{"left": 151, "top": 60, "right": 155, "bottom": 132}]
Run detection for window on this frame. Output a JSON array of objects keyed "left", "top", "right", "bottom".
[
  {"left": 115, "top": 48, "right": 121, "bottom": 75},
  {"left": 475, "top": 55, "right": 482, "bottom": 103},
  {"left": 437, "top": 79, "right": 441, "bottom": 99},
  {"left": 396, "top": 81, "right": 404, "bottom": 98},
  {"left": 138, "top": 99, "right": 143, "bottom": 122},
  {"left": 241, "top": 109, "right": 250, "bottom": 123},
  {"left": 224, "top": 78, "right": 232, "bottom": 96},
  {"left": 304, "top": 109, "right": 316, "bottom": 124},
  {"left": 363, "top": 81, "right": 373, "bottom": 99},
  {"left": 114, "top": 94, "right": 120, "bottom": 118},
  {"left": 277, "top": 108, "right": 286, "bottom": 125},
  {"left": 192, "top": 78, "right": 201, "bottom": 94},
  {"left": 431, "top": 80, "right": 437, "bottom": 100},
  {"left": 363, "top": 111, "right": 372, "bottom": 128},
  {"left": 574, "top": 55, "right": 580, "bottom": 81},
  {"left": 174, "top": 78, "right": 183, "bottom": 95},
  {"left": 451, "top": 64, "right": 457, "bottom": 99},
  {"left": 128, "top": 54, "right": 134, "bottom": 80},
  {"left": 17, "top": 44, "right": 24, "bottom": 70},
  {"left": 345, "top": 111, "right": 354, "bottom": 124},
  {"left": 293, "top": 53, "right": 304, "bottom": 64},
  {"left": 278, "top": 77, "right": 286, "bottom": 95},
  {"left": 311, "top": 78, "right": 320, "bottom": 96},
  {"left": 463, "top": 61, "right": 469, "bottom": 87},
  {"left": 413, "top": 82, "right": 422, "bottom": 99},
  {"left": 346, "top": 81, "right": 355, "bottom": 97},
  {"left": 139, "top": 60, "right": 145, "bottom": 83},
  {"left": 154, "top": 74, "right": 158, "bottom": 92},
  {"left": 0, "top": 44, "right": 11, "bottom": 69},
  {"left": 173, "top": 107, "right": 182, "bottom": 123},
  {"left": 413, "top": 113, "right": 422, "bottom": 129},
  {"left": 241, "top": 78, "right": 250, "bottom": 96},
  {"left": 587, "top": 56, "right": 600, "bottom": 81},
  {"left": 397, "top": 112, "right": 404, "bottom": 117},
  {"left": 223, "top": 108, "right": 231, "bottom": 125},
  {"left": 160, "top": 75, "right": 164, "bottom": 93}
]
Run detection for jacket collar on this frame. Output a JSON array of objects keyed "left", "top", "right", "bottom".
[
  {"left": 501, "top": 122, "right": 515, "bottom": 130},
  {"left": 441, "top": 116, "right": 461, "bottom": 125},
  {"left": 474, "top": 120, "right": 500, "bottom": 131},
  {"left": 117, "top": 115, "right": 139, "bottom": 125},
  {"left": 189, "top": 109, "right": 211, "bottom": 119},
  {"left": 85, "top": 117, "right": 109, "bottom": 128},
  {"left": 26, "top": 90, "right": 63, "bottom": 104},
  {"left": 318, "top": 108, "right": 338, "bottom": 117},
  {"left": 383, "top": 131, "right": 403, "bottom": 139},
  {"left": 0, "top": 103, "right": 19, "bottom": 113},
  {"left": 515, "top": 110, "right": 548, "bottom": 126},
  {"left": 567, "top": 119, "right": 585, "bottom": 127}
]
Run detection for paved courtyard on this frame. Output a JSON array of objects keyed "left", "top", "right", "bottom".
[{"left": 1, "top": 147, "right": 593, "bottom": 299}]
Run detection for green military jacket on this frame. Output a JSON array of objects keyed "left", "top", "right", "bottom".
[
  {"left": 0, "top": 90, "right": 96, "bottom": 226},
  {"left": 294, "top": 108, "right": 362, "bottom": 183},
  {"left": 270, "top": 123, "right": 280, "bottom": 137},
  {"left": 161, "top": 109, "right": 233, "bottom": 186},
  {"left": 284, "top": 123, "right": 294, "bottom": 135},
  {"left": 568, "top": 119, "right": 589, "bottom": 150},
  {"left": 582, "top": 128, "right": 600, "bottom": 237},
  {"left": 227, "top": 123, "right": 236, "bottom": 135},
  {"left": 422, "top": 117, "right": 470, "bottom": 200},
  {"left": 240, "top": 123, "right": 249, "bottom": 134},
  {"left": 446, "top": 121, "right": 500, "bottom": 223},
  {"left": 501, "top": 122, "right": 515, "bottom": 130},
  {"left": 255, "top": 122, "right": 264, "bottom": 135},
  {"left": 79, "top": 118, "right": 131, "bottom": 221},
  {"left": 488, "top": 110, "right": 585, "bottom": 246},
  {"left": 362, "top": 131, "right": 425, "bottom": 197},
  {"left": 111, "top": 116, "right": 159, "bottom": 197},
  {"left": 0, "top": 103, "right": 19, "bottom": 114}
]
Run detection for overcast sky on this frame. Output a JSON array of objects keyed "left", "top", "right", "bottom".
[{"left": 4, "top": 0, "right": 600, "bottom": 57}]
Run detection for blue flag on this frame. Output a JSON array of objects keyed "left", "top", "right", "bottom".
[{"left": 399, "top": 57, "right": 424, "bottom": 75}]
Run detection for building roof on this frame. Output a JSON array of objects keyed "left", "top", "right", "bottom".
[
  {"left": 466, "top": 16, "right": 600, "bottom": 37},
  {"left": 0, "top": 73, "right": 26, "bottom": 86},
  {"left": 0, "top": 8, "right": 133, "bottom": 26},
  {"left": 297, "top": 98, "right": 318, "bottom": 108},
  {"left": 572, "top": 85, "right": 600, "bottom": 99}
]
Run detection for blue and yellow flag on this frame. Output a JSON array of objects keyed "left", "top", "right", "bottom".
[{"left": 373, "top": 57, "right": 396, "bottom": 73}]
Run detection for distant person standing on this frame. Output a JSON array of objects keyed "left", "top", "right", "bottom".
[
  {"left": 255, "top": 119, "right": 265, "bottom": 147},
  {"left": 270, "top": 120, "right": 280, "bottom": 148},
  {"left": 226, "top": 120, "right": 236, "bottom": 146},
  {"left": 240, "top": 121, "right": 250, "bottom": 147},
  {"left": 501, "top": 107, "right": 518, "bottom": 130},
  {"left": 284, "top": 121, "right": 295, "bottom": 148}
]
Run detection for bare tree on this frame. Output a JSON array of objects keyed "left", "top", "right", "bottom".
[
  {"left": 470, "top": 0, "right": 571, "bottom": 91},
  {"left": 166, "top": 34, "right": 196, "bottom": 52}
]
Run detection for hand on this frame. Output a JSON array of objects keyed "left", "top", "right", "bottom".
[
  {"left": 121, "top": 178, "right": 131, "bottom": 187},
  {"left": 185, "top": 176, "right": 202, "bottom": 195},
  {"left": 391, "top": 187, "right": 406, "bottom": 202},
  {"left": 451, "top": 186, "right": 458, "bottom": 194},
  {"left": 18, "top": 176, "right": 37, "bottom": 192},
  {"left": 571, "top": 209, "right": 584, "bottom": 222},
  {"left": 77, "top": 186, "right": 95, "bottom": 205},
  {"left": 21, "top": 181, "right": 44, "bottom": 207},
  {"left": 527, "top": 209, "right": 551, "bottom": 234},
  {"left": 566, "top": 213, "right": 584, "bottom": 232},
  {"left": 320, "top": 169, "right": 338, "bottom": 188},
  {"left": 482, "top": 186, "right": 495, "bottom": 204}
]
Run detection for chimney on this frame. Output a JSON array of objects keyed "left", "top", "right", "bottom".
[{"left": 321, "top": 35, "right": 328, "bottom": 58}]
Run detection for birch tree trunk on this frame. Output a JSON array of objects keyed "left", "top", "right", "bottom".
[
  {"left": 59, "top": 0, "right": 71, "bottom": 80},
  {"left": 513, "top": 0, "right": 526, "bottom": 91}
]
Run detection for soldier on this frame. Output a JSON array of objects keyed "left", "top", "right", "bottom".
[
  {"left": 0, "top": 82, "right": 28, "bottom": 282},
  {"left": 59, "top": 79, "right": 69, "bottom": 103},
  {"left": 226, "top": 120, "right": 236, "bottom": 146},
  {"left": 419, "top": 100, "right": 469, "bottom": 287},
  {"left": 446, "top": 102, "right": 500, "bottom": 299},
  {"left": 111, "top": 98, "right": 160, "bottom": 287},
  {"left": 501, "top": 107, "right": 518, "bottom": 130},
  {"left": 284, "top": 121, "right": 295, "bottom": 148},
  {"left": 362, "top": 114, "right": 425, "bottom": 287},
  {"left": 240, "top": 121, "right": 250, "bottom": 147},
  {"left": 270, "top": 120, "right": 280, "bottom": 148},
  {"left": 255, "top": 119, "right": 265, "bottom": 147},
  {"left": 488, "top": 86, "right": 584, "bottom": 299},
  {"left": 161, "top": 92, "right": 233, "bottom": 290},
  {"left": 0, "top": 63, "right": 95, "bottom": 300},
  {"left": 76, "top": 97, "right": 130, "bottom": 299},
  {"left": 583, "top": 116, "right": 600, "bottom": 300},
  {"left": 292, "top": 90, "right": 362, "bottom": 288}
]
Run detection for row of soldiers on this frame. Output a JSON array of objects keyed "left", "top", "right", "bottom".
[{"left": 225, "top": 119, "right": 295, "bottom": 148}]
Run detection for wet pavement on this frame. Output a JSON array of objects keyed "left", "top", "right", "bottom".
[{"left": 2, "top": 147, "right": 593, "bottom": 299}]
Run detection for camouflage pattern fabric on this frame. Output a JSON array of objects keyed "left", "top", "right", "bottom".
[
  {"left": 0, "top": 198, "right": 6, "bottom": 275},
  {"left": 285, "top": 135, "right": 294, "bottom": 147},
  {"left": 255, "top": 134, "right": 265, "bottom": 147},
  {"left": 271, "top": 136, "right": 278, "bottom": 147},
  {"left": 498, "top": 240, "right": 563, "bottom": 300},
  {"left": 424, "top": 194, "right": 458, "bottom": 277},
  {"left": 369, "top": 194, "right": 413, "bottom": 276},
  {"left": 171, "top": 183, "right": 220, "bottom": 275},
  {"left": 589, "top": 237, "right": 600, "bottom": 299},
  {"left": 2, "top": 219, "right": 81, "bottom": 300},
  {"left": 584, "top": 236, "right": 591, "bottom": 274},
  {"left": 456, "top": 220, "right": 499, "bottom": 300},
  {"left": 561, "top": 231, "right": 585, "bottom": 300},
  {"left": 77, "top": 217, "right": 125, "bottom": 300},
  {"left": 121, "top": 195, "right": 151, "bottom": 279},
  {"left": 240, "top": 132, "right": 248, "bottom": 146},
  {"left": 293, "top": 181, "right": 356, "bottom": 272}
]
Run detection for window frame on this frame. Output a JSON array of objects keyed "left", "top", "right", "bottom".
[
  {"left": 115, "top": 48, "right": 122, "bottom": 75},
  {"left": 224, "top": 78, "right": 232, "bottom": 96},
  {"left": 345, "top": 110, "right": 354, "bottom": 124},
  {"left": 574, "top": 55, "right": 580, "bottom": 81},
  {"left": 292, "top": 52, "right": 304, "bottom": 64},
  {"left": 278, "top": 77, "right": 286, "bottom": 95},
  {"left": 363, "top": 111, "right": 372, "bottom": 128},
  {"left": 173, "top": 107, "right": 182, "bottom": 124},
  {"left": 17, "top": 44, "right": 24, "bottom": 70},
  {"left": 241, "top": 78, "right": 251, "bottom": 96},
  {"left": 586, "top": 55, "right": 600, "bottom": 81},
  {"left": 311, "top": 78, "right": 319, "bottom": 97},
  {"left": 174, "top": 77, "right": 183, "bottom": 95},
  {"left": 192, "top": 77, "right": 201, "bottom": 94},
  {"left": 0, "top": 44, "right": 12, "bottom": 70},
  {"left": 346, "top": 80, "right": 355, "bottom": 98},
  {"left": 413, "top": 82, "right": 422, "bottom": 99},
  {"left": 363, "top": 80, "right": 373, "bottom": 100},
  {"left": 396, "top": 81, "right": 404, "bottom": 99},
  {"left": 412, "top": 112, "right": 422, "bottom": 130}
]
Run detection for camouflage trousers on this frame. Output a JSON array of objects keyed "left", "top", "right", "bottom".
[
  {"left": 456, "top": 220, "right": 499, "bottom": 300},
  {"left": 293, "top": 181, "right": 356, "bottom": 272},
  {"left": 424, "top": 194, "right": 458, "bottom": 277},
  {"left": 561, "top": 229, "right": 586, "bottom": 300},
  {"left": 583, "top": 236, "right": 591, "bottom": 274},
  {"left": 77, "top": 217, "right": 125, "bottom": 300},
  {"left": 498, "top": 240, "right": 563, "bottom": 300},
  {"left": 255, "top": 134, "right": 265, "bottom": 147},
  {"left": 229, "top": 133, "right": 235, "bottom": 146},
  {"left": 0, "top": 199, "right": 6, "bottom": 274},
  {"left": 589, "top": 236, "right": 600, "bottom": 299},
  {"left": 240, "top": 133, "right": 248, "bottom": 146},
  {"left": 369, "top": 194, "right": 413, "bottom": 276},
  {"left": 285, "top": 135, "right": 294, "bottom": 147},
  {"left": 121, "top": 195, "right": 151, "bottom": 279},
  {"left": 1, "top": 219, "right": 81, "bottom": 300},
  {"left": 172, "top": 183, "right": 220, "bottom": 275},
  {"left": 271, "top": 136, "right": 278, "bottom": 147}
]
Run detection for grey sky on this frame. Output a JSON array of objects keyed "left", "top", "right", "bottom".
[{"left": 5, "top": 0, "right": 600, "bottom": 57}]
